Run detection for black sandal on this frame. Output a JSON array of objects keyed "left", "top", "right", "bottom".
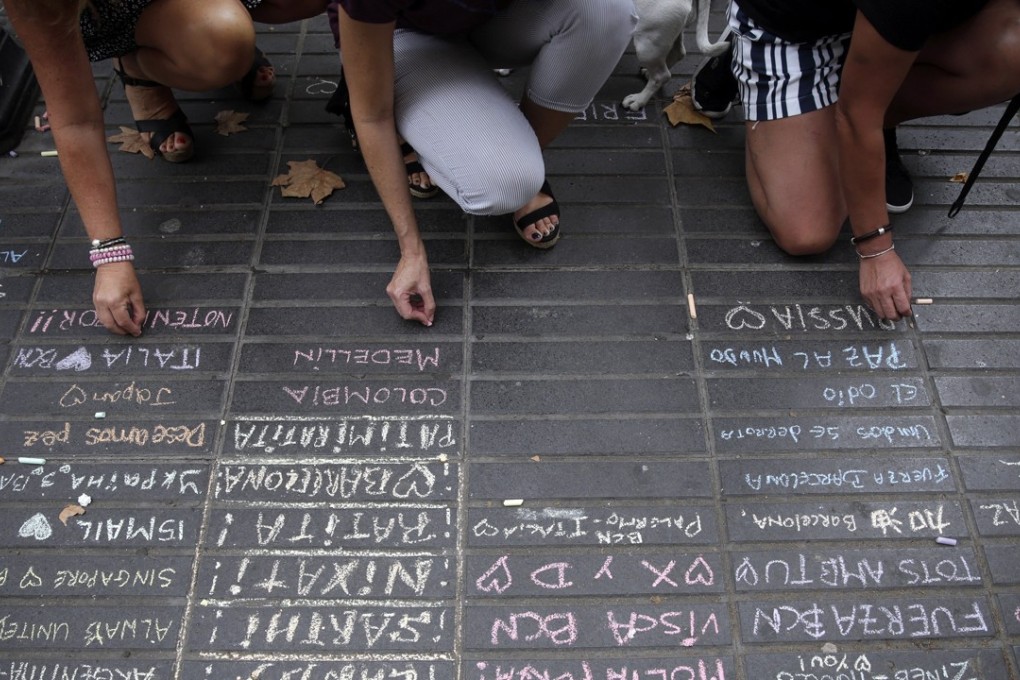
[
  {"left": 513, "top": 180, "right": 560, "bottom": 249},
  {"left": 326, "top": 67, "right": 439, "bottom": 199},
  {"left": 237, "top": 47, "right": 274, "bottom": 102},
  {"left": 114, "top": 63, "right": 194, "bottom": 163}
]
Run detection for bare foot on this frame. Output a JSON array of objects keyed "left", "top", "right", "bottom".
[
  {"left": 513, "top": 189, "right": 558, "bottom": 243},
  {"left": 117, "top": 55, "right": 193, "bottom": 161}
]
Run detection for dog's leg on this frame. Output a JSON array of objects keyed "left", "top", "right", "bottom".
[
  {"left": 623, "top": 59, "right": 672, "bottom": 111},
  {"left": 623, "top": 28, "right": 679, "bottom": 111}
]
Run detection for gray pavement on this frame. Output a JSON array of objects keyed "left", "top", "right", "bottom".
[{"left": 1, "top": 11, "right": 1019, "bottom": 680}]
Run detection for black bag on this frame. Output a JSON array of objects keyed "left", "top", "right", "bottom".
[{"left": 0, "top": 24, "right": 41, "bottom": 154}]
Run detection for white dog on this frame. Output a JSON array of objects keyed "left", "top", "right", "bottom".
[{"left": 623, "top": 0, "right": 729, "bottom": 111}]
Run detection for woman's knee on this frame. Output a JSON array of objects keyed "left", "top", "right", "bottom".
[
  {"left": 455, "top": 165, "right": 545, "bottom": 216},
  {"left": 159, "top": 2, "right": 256, "bottom": 86},
  {"left": 769, "top": 221, "right": 842, "bottom": 256}
]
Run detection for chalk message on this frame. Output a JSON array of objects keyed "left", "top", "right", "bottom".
[
  {"left": 228, "top": 416, "right": 458, "bottom": 456},
  {"left": 207, "top": 507, "right": 454, "bottom": 549},
  {"left": 468, "top": 552, "right": 723, "bottom": 597},
  {"left": 188, "top": 605, "right": 451, "bottom": 652},
  {"left": 197, "top": 555, "right": 455, "bottom": 599},
  {"left": 9, "top": 344, "right": 216, "bottom": 374},
  {"left": 468, "top": 506, "right": 716, "bottom": 547},
  {"left": 26, "top": 307, "right": 237, "bottom": 335},
  {"left": 732, "top": 548, "right": 984, "bottom": 591},
  {"left": 465, "top": 658, "right": 731, "bottom": 680},
  {"left": 0, "top": 606, "right": 181, "bottom": 649},
  {"left": 740, "top": 597, "right": 993, "bottom": 642},
  {"left": 715, "top": 416, "right": 940, "bottom": 452},
  {"left": 181, "top": 662, "right": 452, "bottom": 680},
  {"left": 464, "top": 605, "right": 730, "bottom": 650},
  {"left": 0, "top": 555, "right": 193, "bottom": 597},
  {"left": 727, "top": 501, "right": 962, "bottom": 541},
  {"left": 215, "top": 462, "right": 456, "bottom": 502},
  {"left": 721, "top": 456, "right": 953, "bottom": 495}
]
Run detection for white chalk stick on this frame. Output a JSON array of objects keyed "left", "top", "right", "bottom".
[
  {"left": 687, "top": 293, "right": 697, "bottom": 319},
  {"left": 18, "top": 457, "right": 47, "bottom": 465},
  {"left": 503, "top": 499, "right": 524, "bottom": 507},
  {"left": 40, "top": 150, "right": 59, "bottom": 157},
  {"left": 94, "top": 411, "right": 106, "bottom": 419},
  {"left": 936, "top": 536, "right": 957, "bottom": 546},
  {"left": 914, "top": 298, "right": 933, "bottom": 305}
]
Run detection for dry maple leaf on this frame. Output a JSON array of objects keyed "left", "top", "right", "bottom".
[
  {"left": 272, "top": 159, "right": 346, "bottom": 204},
  {"left": 58, "top": 503, "right": 86, "bottom": 525},
  {"left": 950, "top": 172, "right": 969, "bottom": 183},
  {"left": 215, "top": 110, "right": 249, "bottom": 136},
  {"left": 664, "top": 87, "right": 716, "bottom": 133},
  {"left": 107, "top": 126, "right": 156, "bottom": 159}
]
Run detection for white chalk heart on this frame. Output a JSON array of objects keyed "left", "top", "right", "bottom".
[
  {"left": 18, "top": 513, "right": 52, "bottom": 541},
  {"left": 55, "top": 346, "right": 92, "bottom": 372}
]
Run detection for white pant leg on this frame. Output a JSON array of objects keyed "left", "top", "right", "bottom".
[
  {"left": 392, "top": 30, "right": 544, "bottom": 216},
  {"left": 469, "top": 0, "right": 636, "bottom": 112}
]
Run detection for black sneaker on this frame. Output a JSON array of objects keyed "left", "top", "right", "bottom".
[
  {"left": 691, "top": 36, "right": 738, "bottom": 120},
  {"left": 884, "top": 127, "right": 914, "bottom": 213}
]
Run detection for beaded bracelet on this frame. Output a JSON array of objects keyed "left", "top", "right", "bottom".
[
  {"left": 91, "top": 250, "right": 135, "bottom": 268},
  {"left": 850, "top": 224, "right": 893, "bottom": 246},
  {"left": 89, "top": 237, "right": 134, "bottom": 268},
  {"left": 857, "top": 244, "right": 895, "bottom": 260}
]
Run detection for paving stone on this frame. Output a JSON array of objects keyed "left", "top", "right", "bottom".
[
  {"left": 738, "top": 596, "right": 994, "bottom": 642},
  {"left": 0, "top": 243, "right": 45, "bottom": 270},
  {"left": 475, "top": 204, "right": 676, "bottom": 235},
  {"left": 726, "top": 500, "right": 965, "bottom": 542},
  {"left": 714, "top": 416, "right": 941, "bottom": 453},
  {"left": 936, "top": 375, "right": 1020, "bottom": 407},
  {"left": 692, "top": 269, "right": 859, "bottom": 299},
  {"left": 472, "top": 339, "right": 693, "bottom": 374},
  {"left": 912, "top": 270, "right": 1020, "bottom": 298},
  {"left": 0, "top": 660, "right": 174, "bottom": 679},
  {"left": 0, "top": 461, "right": 208, "bottom": 501},
  {"left": 469, "top": 460, "right": 713, "bottom": 500},
  {"left": 958, "top": 454, "right": 1020, "bottom": 491},
  {"left": 471, "top": 304, "right": 687, "bottom": 337},
  {"left": 113, "top": 179, "right": 267, "bottom": 208},
  {"left": 188, "top": 604, "right": 453, "bottom": 652},
  {"left": 472, "top": 270, "right": 684, "bottom": 301},
  {"left": 60, "top": 208, "right": 261, "bottom": 237},
  {"left": 0, "top": 378, "right": 226, "bottom": 416},
  {"left": 970, "top": 498, "right": 1020, "bottom": 537},
  {"left": 238, "top": 341, "right": 461, "bottom": 374},
  {"left": 0, "top": 212, "right": 61, "bottom": 238},
  {"left": 745, "top": 650, "right": 1007, "bottom": 679},
  {"left": 257, "top": 238, "right": 467, "bottom": 266},
  {"left": 266, "top": 205, "right": 468, "bottom": 234},
  {"left": 463, "top": 604, "right": 731, "bottom": 650},
  {"left": 472, "top": 377, "right": 699, "bottom": 415},
  {"left": 182, "top": 662, "right": 454, "bottom": 680},
  {"left": 8, "top": 342, "right": 230, "bottom": 375},
  {"left": 0, "top": 555, "right": 194, "bottom": 597},
  {"left": 731, "top": 548, "right": 983, "bottom": 591},
  {"left": 214, "top": 462, "right": 457, "bottom": 502},
  {"left": 50, "top": 239, "right": 255, "bottom": 269},
  {"left": 709, "top": 376, "right": 930, "bottom": 410},
  {"left": 0, "top": 309, "right": 24, "bottom": 339},
  {"left": 469, "top": 416, "right": 706, "bottom": 456},
  {"left": 947, "top": 415, "right": 1020, "bottom": 447},
  {"left": 474, "top": 234, "right": 679, "bottom": 266},
  {"left": 719, "top": 456, "right": 954, "bottom": 496},
  {"left": 985, "top": 545, "right": 1020, "bottom": 585},
  {"left": 914, "top": 303, "right": 1020, "bottom": 333},
  {"left": 695, "top": 301, "right": 900, "bottom": 334},
  {"left": 245, "top": 305, "right": 464, "bottom": 337},
  {"left": 924, "top": 339, "right": 1020, "bottom": 369},
  {"left": 2, "top": 507, "right": 201, "bottom": 548},
  {"left": 1000, "top": 594, "right": 1020, "bottom": 635},
  {"left": 701, "top": 337, "right": 917, "bottom": 372},
  {"left": 467, "top": 504, "right": 717, "bottom": 547},
  {"left": 37, "top": 273, "right": 248, "bottom": 304},
  {"left": 463, "top": 658, "right": 734, "bottom": 680},
  {"left": 0, "top": 606, "right": 182, "bottom": 649},
  {"left": 0, "top": 274, "right": 35, "bottom": 304},
  {"left": 229, "top": 378, "right": 460, "bottom": 415}
]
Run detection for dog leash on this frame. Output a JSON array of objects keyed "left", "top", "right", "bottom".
[{"left": 948, "top": 93, "right": 1020, "bottom": 217}]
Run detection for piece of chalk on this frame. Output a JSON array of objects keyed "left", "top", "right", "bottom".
[
  {"left": 18, "top": 457, "right": 46, "bottom": 465},
  {"left": 936, "top": 536, "right": 957, "bottom": 546},
  {"left": 687, "top": 293, "right": 697, "bottom": 319},
  {"left": 40, "top": 150, "right": 59, "bottom": 157},
  {"left": 503, "top": 499, "right": 524, "bottom": 507},
  {"left": 94, "top": 411, "right": 106, "bottom": 419},
  {"left": 34, "top": 116, "right": 41, "bottom": 129},
  {"left": 914, "top": 298, "right": 933, "bottom": 305}
]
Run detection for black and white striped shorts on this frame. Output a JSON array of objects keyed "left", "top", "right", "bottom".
[{"left": 728, "top": 2, "right": 852, "bottom": 121}]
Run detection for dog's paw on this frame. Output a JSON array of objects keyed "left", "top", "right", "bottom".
[{"left": 622, "top": 93, "right": 649, "bottom": 111}]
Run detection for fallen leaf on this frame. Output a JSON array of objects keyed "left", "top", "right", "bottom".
[
  {"left": 272, "top": 159, "right": 346, "bottom": 204},
  {"left": 107, "top": 126, "right": 156, "bottom": 159},
  {"left": 950, "top": 172, "right": 968, "bottom": 183},
  {"left": 215, "top": 110, "right": 249, "bottom": 136},
  {"left": 59, "top": 504, "right": 86, "bottom": 525},
  {"left": 664, "top": 88, "right": 716, "bottom": 133}
]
